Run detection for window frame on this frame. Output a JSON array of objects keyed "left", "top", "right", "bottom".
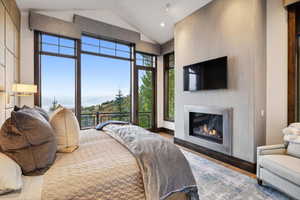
[
  {"left": 135, "top": 51, "right": 157, "bottom": 129},
  {"left": 288, "top": 4, "right": 300, "bottom": 124},
  {"left": 80, "top": 34, "right": 134, "bottom": 126},
  {"left": 34, "top": 32, "right": 157, "bottom": 130},
  {"left": 163, "top": 52, "right": 175, "bottom": 122},
  {"left": 81, "top": 34, "right": 133, "bottom": 62},
  {"left": 34, "top": 31, "right": 81, "bottom": 121}
]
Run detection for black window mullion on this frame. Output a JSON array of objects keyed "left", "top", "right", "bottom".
[
  {"left": 98, "top": 40, "right": 101, "bottom": 54},
  {"left": 58, "top": 38, "right": 61, "bottom": 54}
]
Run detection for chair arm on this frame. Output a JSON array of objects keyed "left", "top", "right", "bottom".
[{"left": 257, "top": 144, "right": 286, "bottom": 156}]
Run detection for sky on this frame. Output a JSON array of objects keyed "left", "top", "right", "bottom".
[
  {"left": 41, "top": 54, "right": 131, "bottom": 111},
  {"left": 40, "top": 34, "right": 138, "bottom": 111}
]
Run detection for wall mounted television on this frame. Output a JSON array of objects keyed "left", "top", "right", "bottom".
[{"left": 183, "top": 56, "right": 228, "bottom": 91}]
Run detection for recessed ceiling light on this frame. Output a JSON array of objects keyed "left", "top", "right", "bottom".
[{"left": 160, "top": 22, "right": 165, "bottom": 27}]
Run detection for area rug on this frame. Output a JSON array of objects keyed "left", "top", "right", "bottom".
[{"left": 182, "top": 150, "right": 293, "bottom": 200}]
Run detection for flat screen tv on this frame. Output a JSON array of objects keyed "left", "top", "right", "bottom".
[{"left": 183, "top": 56, "right": 227, "bottom": 91}]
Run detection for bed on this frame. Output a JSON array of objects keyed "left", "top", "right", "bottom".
[{"left": 0, "top": 128, "right": 197, "bottom": 200}]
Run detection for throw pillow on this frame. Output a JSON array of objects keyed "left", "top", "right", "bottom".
[
  {"left": 0, "top": 108, "right": 57, "bottom": 175},
  {"left": 0, "top": 153, "right": 22, "bottom": 195},
  {"left": 50, "top": 106, "right": 79, "bottom": 153}
]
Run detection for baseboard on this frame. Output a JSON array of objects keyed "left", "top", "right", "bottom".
[
  {"left": 155, "top": 127, "right": 174, "bottom": 135},
  {"left": 174, "top": 137, "right": 256, "bottom": 174}
]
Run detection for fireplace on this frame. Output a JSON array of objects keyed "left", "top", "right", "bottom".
[
  {"left": 184, "top": 105, "right": 233, "bottom": 155},
  {"left": 189, "top": 112, "right": 223, "bottom": 144}
]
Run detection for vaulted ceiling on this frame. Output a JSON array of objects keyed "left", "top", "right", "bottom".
[{"left": 16, "top": 0, "right": 213, "bottom": 44}]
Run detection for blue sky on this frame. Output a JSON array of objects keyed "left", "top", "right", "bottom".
[
  {"left": 41, "top": 54, "right": 130, "bottom": 110},
  {"left": 40, "top": 34, "right": 132, "bottom": 111}
]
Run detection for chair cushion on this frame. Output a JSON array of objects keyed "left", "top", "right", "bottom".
[
  {"left": 0, "top": 153, "right": 22, "bottom": 194},
  {"left": 0, "top": 108, "right": 57, "bottom": 175},
  {"left": 259, "top": 155, "right": 300, "bottom": 185},
  {"left": 50, "top": 107, "right": 79, "bottom": 153}
]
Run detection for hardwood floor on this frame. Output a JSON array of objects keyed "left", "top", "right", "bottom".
[{"left": 159, "top": 132, "right": 256, "bottom": 179}]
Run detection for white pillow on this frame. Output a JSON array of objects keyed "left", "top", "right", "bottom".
[
  {"left": 50, "top": 106, "right": 80, "bottom": 153},
  {"left": 0, "top": 153, "right": 22, "bottom": 195},
  {"left": 287, "top": 142, "right": 300, "bottom": 159},
  {"left": 282, "top": 123, "right": 300, "bottom": 158}
]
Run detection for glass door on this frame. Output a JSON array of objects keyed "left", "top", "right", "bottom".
[{"left": 136, "top": 52, "right": 156, "bottom": 129}]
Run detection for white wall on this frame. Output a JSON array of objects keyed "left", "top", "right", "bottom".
[
  {"left": 266, "top": 0, "right": 288, "bottom": 145},
  {"left": 156, "top": 55, "right": 175, "bottom": 130},
  {"left": 174, "top": 0, "right": 266, "bottom": 163}
]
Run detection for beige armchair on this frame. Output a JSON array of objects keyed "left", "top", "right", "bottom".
[{"left": 257, "top": 144, "right": 300, "bottom": 200}]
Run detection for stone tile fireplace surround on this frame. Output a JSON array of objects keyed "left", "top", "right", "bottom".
[{"left": 184, "top": 105, "right": 233, "bottom": 156}]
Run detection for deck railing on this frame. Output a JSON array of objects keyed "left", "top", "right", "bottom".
[{"left": 80, "top": 112, "right": 152, "bottom": 129}]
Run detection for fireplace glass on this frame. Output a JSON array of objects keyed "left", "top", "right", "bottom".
[{"left": 189, "top": 112, "right": 223, "bottom": 144}]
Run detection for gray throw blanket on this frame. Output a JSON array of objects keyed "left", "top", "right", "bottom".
[{"left": 101, "top": 124, "right": 199, "bottom": 200}]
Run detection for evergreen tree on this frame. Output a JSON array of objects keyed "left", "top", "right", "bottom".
[
  {"left": 49, "top": 97, "right": 59, "bottom": 112},
  {"left": 115, "top": 90, "right": 124, "bottom": 120},
  {"left": 168, "top": 69, "right": 175, "bottom": 120},
  {"left": 139, "top": 71, "right": 153, "bottom": 128}
]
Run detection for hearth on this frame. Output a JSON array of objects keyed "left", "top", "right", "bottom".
[{"left": 184, "top": 105, "right": 233, "bottom": 155}]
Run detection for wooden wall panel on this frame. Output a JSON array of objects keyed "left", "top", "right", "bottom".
[
  {"left": 0, "top": 0, "right": 20, "bottom": 126},
  {"left": 0, "top": 2, "right": 4, "bottom": 46},
  {"left": 0, "top": 44, "right": 4, "bottom": 66},
  {"left": 14, "top": 26, "right": 19, "bottom": 58},
  {"left": 1, "top": 0, "right": 20, "bottom": 30},
  {"left": 5, "top": 13, "right": 14, "bottom": 53},
  {"left": 5, "top": 50, "right": 15, "bottom": 108},
  {"left": 0, "top": 66, "right": 5, "bottom": 125}
]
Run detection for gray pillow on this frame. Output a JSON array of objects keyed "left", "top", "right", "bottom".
[
  {"left": 0, "top": 108, "right": 56, "bottom": 175},
  {"left": 14, "top": 105, "right": 49, "bottom": 121},
  {"left": 34, "top": 106, "right": 49, "bottom": 121}
]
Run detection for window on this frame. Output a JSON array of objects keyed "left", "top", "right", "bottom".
[
  {"left": 35, "top": 32, "right": 157, "bottom": 130},
  {"left": 136, "top": 52, "right": 156, "bottom": 129},
  {"left": 136, "top": 52, "right": 154, "bottom": 67},
  {"left": 80, "top": 35, "right": 133, "bottom": 128},
  {"left": 81, "top": 35, "right": 131, "bottom": 59},
  {"left": 40, "top": 34, "right": 76, "bottom": 56},
  {"left": 35, "top": 33, "right": 79, "bottom": 114},
  {"left": 164, "top": 53, "right": 174, "bottom": 121}
]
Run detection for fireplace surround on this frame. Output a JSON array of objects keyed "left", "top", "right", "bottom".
[{"left": 184, "top": 105, "right": 233, "bottom": 155}]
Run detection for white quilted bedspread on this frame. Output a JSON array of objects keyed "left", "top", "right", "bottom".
[{"left": 41, "top": 129, "right": 145, "bottom": 200}]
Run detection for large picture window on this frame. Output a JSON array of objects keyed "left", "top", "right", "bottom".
[
  {"left": 35, "top": 33, "right": 79, "bottom": 114},
  {"left": 164, "top": 53, "right": 174, "bottom": 121},
  {"left": 35, "top": 32, "right": 157, "bottom": 130},
  {"left": 80, "top": 35, "right": 132, "bottom": 128}
]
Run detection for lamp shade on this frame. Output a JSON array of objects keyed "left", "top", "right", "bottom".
[{"left": 12, "top": 84, "right": 37, "bottom": 95}]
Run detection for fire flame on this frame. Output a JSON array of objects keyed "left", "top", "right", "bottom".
[{"left": 202, "top": 124, "right": 217, "bottom": 136}]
